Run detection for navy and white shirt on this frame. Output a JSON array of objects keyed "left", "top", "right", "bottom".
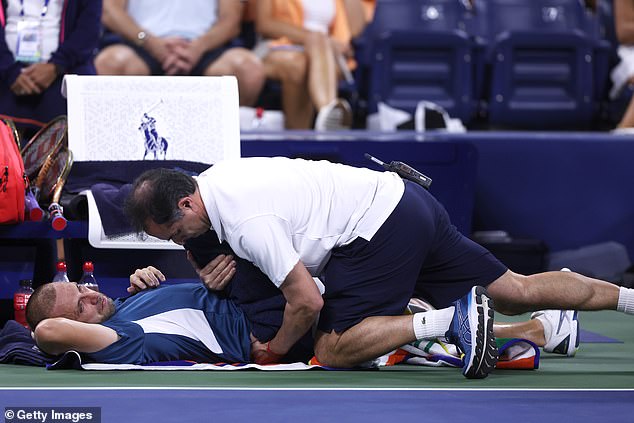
[{"left": 85, "top": 283, "right": 252, "bottom": 364}]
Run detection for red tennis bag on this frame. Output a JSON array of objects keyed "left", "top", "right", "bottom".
[{"left": 0, "top": 120, "right": 27, "bottom": 224}]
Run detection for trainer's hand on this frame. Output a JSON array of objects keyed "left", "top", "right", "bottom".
[
  {"left": 128, "top": 266, "right": 165, "bottom": 294},
  {"left": 250, "top": 335, "right": 284, "bottom": 365},
  {"left": 187, "top": 251, "right": 236, "bottom": 291}
]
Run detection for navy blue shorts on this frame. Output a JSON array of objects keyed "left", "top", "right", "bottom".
[
  {"left": 317, "top": 181, "right": 508, "bottom": 333},
  {"left": 123, "top": 41, "right": 230, "bottom": 76}
]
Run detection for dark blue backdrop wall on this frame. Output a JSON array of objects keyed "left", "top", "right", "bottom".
[
  {"left": 244, "top": 131, "right": 634, "bottom": 262},
  {"left": 465, "top": 132, "right": 634, "bottom": 261}
]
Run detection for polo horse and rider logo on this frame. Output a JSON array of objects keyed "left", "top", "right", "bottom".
[{"left": 138, "top": 100, "right": 169, "bottom": 160}]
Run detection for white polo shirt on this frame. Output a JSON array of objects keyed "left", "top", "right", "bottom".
[{"left": 196, "top": 157, "right": 404, "bottom": 287}]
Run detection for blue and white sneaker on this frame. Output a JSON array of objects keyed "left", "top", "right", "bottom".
[
  {"left": 531, "top": 309, "right": 580, "bottom": 357},
  {"left": 445, "top": 286, "right": 498, "bottom": 379}
]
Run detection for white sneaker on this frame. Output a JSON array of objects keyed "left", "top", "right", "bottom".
[
  {"left": 315, "top": 99, "right": 353, "bottom": 131},
  {"left": 611, "top": 127, "right": 634, "bottom": 135},
  {"left": 531, "top": 309, "right": 580, "bottom": 357}
]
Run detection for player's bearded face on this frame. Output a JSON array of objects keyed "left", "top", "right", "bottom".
[{"left": 50, "top": 282, "right": 116, "bottom": 324}]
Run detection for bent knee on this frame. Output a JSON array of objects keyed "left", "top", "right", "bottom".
[
  {"left": 222, "top": 48, "right": 262, "bottom": 70},
  {"left": 313, "top": 331, "right": 343, "bottom": 367},
  {"left": 95, "top": 45, "right": 148, "bottom": 75},
  {"left": 264, "top": 52, "right": 307, "bottom": 84}
]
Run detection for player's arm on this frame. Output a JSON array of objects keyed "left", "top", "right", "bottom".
[{"left": 33, "top": 318, "right": 119, "bottom": 356}]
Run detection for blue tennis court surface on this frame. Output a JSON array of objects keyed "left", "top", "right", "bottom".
[
  {"left": 2, "top": 310, "right": 634, "bottom": 422},
  {"left": 2, "top": 389, "right": 634, "bottom": 423}
]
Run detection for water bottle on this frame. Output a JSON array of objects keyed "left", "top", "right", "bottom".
[
  {"left": 13, "top": 279, "right": 34, "bottom": 328},
  {"left": 251, "top": 107, "right": 264, "bottom": 129},
  {"left": 52, "top": 261, "right": 70, "bottom": 283},
  {"left": 78, "top": 261, "right": 99, "bottom": 292}
]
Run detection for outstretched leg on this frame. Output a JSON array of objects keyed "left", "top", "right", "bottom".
[{"left": 487, "top": 269, "right": 620, "bottom": 315}]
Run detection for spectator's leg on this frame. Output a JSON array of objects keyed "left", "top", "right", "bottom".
[
  {"left": 303, "top": 32, "right": 338, "bottom": 110},
  {"left": 95, "top": 45, "right": 151, "bottom": 75},
  {"left": 262, "top": 50, "right": 313, "bottom": 129},
  {"left": 203, "top": 48, "right": 266, "bottom": 106},
  {"left": 618, "top": 93, "right": 634, "bottom": 129}
]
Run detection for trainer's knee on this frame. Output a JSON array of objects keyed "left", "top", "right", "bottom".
[
  {"left": 314, "top": 331, "right": 345, "bottom": 367},
  {"left": 486, "top": 270, "right": 534, "bottom": 315}
]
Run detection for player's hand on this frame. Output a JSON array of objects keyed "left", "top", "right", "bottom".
[
  {"left": 187, "top": 251, "right": 236, "bottom": 291},
  {"left": 250, "top": 335, "right": 284, "bottom": 365},
  {"left": 128, "top": 266, "right": 165, "bottom": 294}
]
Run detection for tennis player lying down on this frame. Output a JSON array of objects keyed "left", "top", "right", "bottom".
[{"left": 25, "top": 266, "right": 579, "bottom": 366}]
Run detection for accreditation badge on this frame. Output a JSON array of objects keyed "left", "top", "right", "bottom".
[{"left": 15, "top": 19, "right": 43, "bottom": 63}]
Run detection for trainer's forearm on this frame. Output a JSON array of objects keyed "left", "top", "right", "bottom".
[
  {"left": 269, "top": 302, "right": 319, "bottom": 354},
  {"left": 271, "top": 261, "right": 324, "bottom": 355}
]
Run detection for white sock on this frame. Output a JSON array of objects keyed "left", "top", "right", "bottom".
[
  {"left": 617, "top": 286, "right": 634, "bottom": 315},
  {"left": 412, "top": 306, "right": 455, "bottom": 340}
]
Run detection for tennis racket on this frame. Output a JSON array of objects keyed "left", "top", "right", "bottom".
[
  {"left": 35, "top": 148, "right": 73, "bottom": 231},
  {"left": 20, "top": 115, "right": 67, "bottom": 182},
  {"left": 1, "top": 118, "right": 21, "bottom": 149}
]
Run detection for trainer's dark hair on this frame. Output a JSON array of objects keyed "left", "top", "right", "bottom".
[
  {"left": 124, "top": 168, "right": 198, "bottom": 233},
  {"left": 26, "top": 283, "right": 57, "bottom": 330}
]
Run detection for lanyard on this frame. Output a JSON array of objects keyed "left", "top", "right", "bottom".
[{"left": 19, "top": 0, "right": 51, "bottom": 18}]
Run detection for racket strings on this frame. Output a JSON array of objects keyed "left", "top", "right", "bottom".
[{"left": 21, "top": 118, "right": 67, "bottom": 179}]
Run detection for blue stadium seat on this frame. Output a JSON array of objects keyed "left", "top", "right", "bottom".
[
  {"left": 366, "top": 0, "right": 479, "bottom": 124},
  {"left": 471, "top": 0, "right": 598, "bottom": 128}
]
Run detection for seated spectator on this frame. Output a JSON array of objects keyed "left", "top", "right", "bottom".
[
  {"left": 95, "top": 0, "right": 264, "bottom": 106},
  {"left": 254, "top": 0, "right": 368, "bottom": 130},
  {"left": 0, "top": 0, "right": 101, "bottom": 139}
]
